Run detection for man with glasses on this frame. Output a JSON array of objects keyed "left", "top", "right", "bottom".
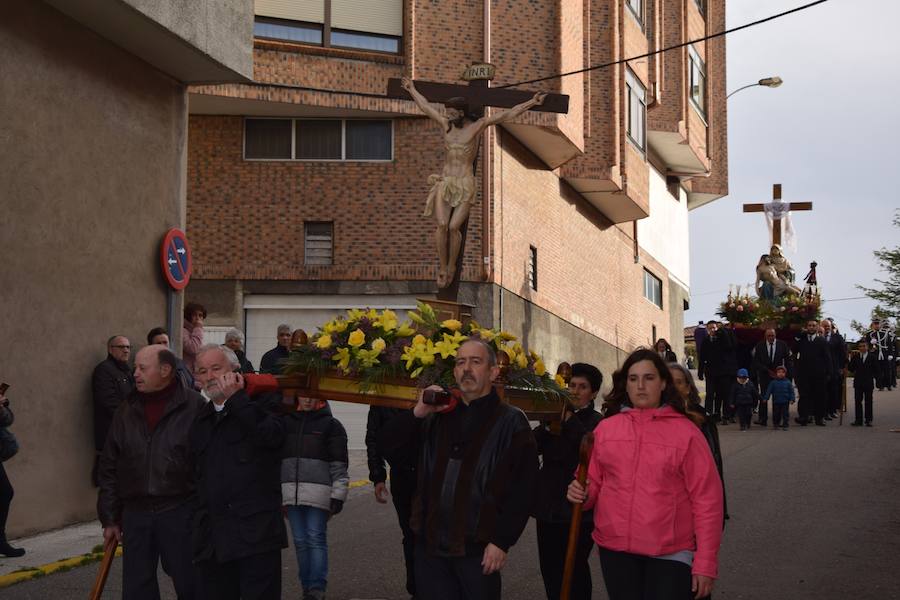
[{"left": 91, "top": 335, "right": 134, "bottom": 486}]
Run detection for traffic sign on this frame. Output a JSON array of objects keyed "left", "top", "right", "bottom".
[{"left": 160, "top": 228, "right": 192, "bottom": 290}]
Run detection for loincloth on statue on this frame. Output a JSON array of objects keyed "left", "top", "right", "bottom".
[{"left": 424, "top": 174, "right": 476, "bottom": 217}]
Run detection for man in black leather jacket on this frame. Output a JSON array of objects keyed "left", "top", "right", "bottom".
[
  {"left": 380, "top": 339, "right": 538, "bottom": 600},
  {"left": 190, "top": 344, "right": 286, "bottom": 600},
  {"left": 97, "top": 345, "right": 204, "bottom": 600},
  {"left": 91, "top": 335, "right": 134, "bottom": 485}
]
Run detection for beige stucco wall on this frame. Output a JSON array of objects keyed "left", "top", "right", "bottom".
[{"left": 0, "top": 1, "right": 189, "bottom": 537}]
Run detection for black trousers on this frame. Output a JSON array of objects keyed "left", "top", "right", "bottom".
[
  {"left": 735, "top": 405, "right": 753, "bottom": 428},
  {"left": 797, "top": 376, "right": 826, "bottom": 422},
  {"left": 772, "top": 404, "right": 790, "bottom": 428},
  {"left": 536, "top": 520, "right": 594, "bottom": 600},
  {"left": 853, "top": 388, "right": 874, "bottom": 424},
  {"left": 876, "top": 359, "right": 891, "bottom": 389},
  {"left": 414, "top": 543, "right": 500, "bottom": 600},
  {"left": 122, "top": 503, "right": 196, "bottom": 600},
  {"left": 197, "top": 550, "right": 281, "bottom": 600},
  {"left": 756, "top": 376, "right": 771, "bottom": 424},
  {"left": 0, "top": 463, "right": 13, "bottom": 542},
  {"left": 705, "top": 376, "right": 732, "bottom": 419},
  {"left": 826, "top": 376, "right": 842, "bottom": 415},
  {"left": 390, "top": 467, "right": 417, "bottom": 597},
  {"left": 598, "top": 547, "right": 694, "bottom": 600}
]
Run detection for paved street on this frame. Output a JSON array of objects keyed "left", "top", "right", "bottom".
[{"left": 4, "top": 385, "right": 899, "bottom": 599}]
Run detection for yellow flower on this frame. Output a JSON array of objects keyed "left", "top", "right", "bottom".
[
  {"left": 515, "top": 352, "right": 528, "bottom": 369},
  {"left": 347, "top": 308, "right": 366, "bottom": 321},
  {"left": 357, "top": 348, "right": 381, "bottom": 368},
  {"left": 348, "top": 330, "right": 366, "bottom": 348},
  {"left": 366, "top": 308, "right": 378, "bottom": 321},
  {"left": 331, "top": 319, "right": 348, "bottom": 333},
  {"left": 434, "top": 338, "right": 460, "bottom": 359},
  {"left": 412, "top": 334, "right": 427, "bottom": 347},
  {"left": 419, "top": 302, "right": 436, "bottom": 319},
  {"left": 379, "top": 309, "right": 398, "bottom": 331},
  {"left": 474, "top": 328, "right": 496, "bottom": 343},
  {"left": 533, "top": 358, "right": 546, "bottom": 377},
  {"left": 554, "top": 374, "right": 566, "bottom": 387},
  {"left": 401, "top": 346, "right": 419, "bottom": 370},
  {"left": 316, "top": 334, "right": 333, "bottom": 349},
  {"left": 396, "top": 322, "right": 416, "bottom": 337},
  {"left": 500, "top": 345, "right": 516, "bottom": 362},
  {"left": 371, "top": 337, "right": 387, "bottom": 354},
  {"left": 407, "top": 311, "right": 426, "bottom": 325},
  {"left": 410, "top": 366, "right": 425, "bottom": 378},
  {"left": 443, "top": 331, "right": 468, "bottom": 345},
  {"left": 441, "top": 319, "right": 462, "bottom": 332},
  {"left": 498, "top": 331, "right": 517, "bottom": 342},
  {"left": 332, "top": 347, "right": 351, "bottom": 373}
]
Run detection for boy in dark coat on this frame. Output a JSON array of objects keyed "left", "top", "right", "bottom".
[
  {"left": 848, "top": 341, "right": 878, "bottom": 426},
  {"left": 761, "top": 366, "right": 795, "bottom": 430},
  {"left": 729, "top": 368, "right": 760, "bottom": 431}
]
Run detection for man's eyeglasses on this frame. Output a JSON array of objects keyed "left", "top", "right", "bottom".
[{"left": 111, "top": 345, "right": 131, "bottom": 350}]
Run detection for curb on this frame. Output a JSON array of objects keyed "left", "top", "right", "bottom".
[
  {"left": 0, "top": 479, "right": 372, "bottom": 589},
  {"left": 0, "top": 547, "right": 123, "bottom": 589}
]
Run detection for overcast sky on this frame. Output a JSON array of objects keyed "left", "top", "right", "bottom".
[{"left": 685, "top": 0, "right": 899, "bottom": 337}]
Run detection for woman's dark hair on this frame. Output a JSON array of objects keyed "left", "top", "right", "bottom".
[
  {"left": 147, "top": 326, "right": 168, "bottom": 345},
  {"left": 184, "top": 302, "right": 207, "bottom": 320},
  {"left": 571, "top": 362, "right": 603, "bottom": 392},
  {"left": 602, "top": 348, "right": 699, "bottom": 424},
  {"left": 655, "top": 338, "right": 672, "bottom": 352},
  {"left": 666, "top": 362, "right": 707, "bottom": 426}
]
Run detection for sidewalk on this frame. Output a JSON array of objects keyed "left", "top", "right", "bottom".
[{"left": 0, "top": 449, "right": 374, "bottom": 588}]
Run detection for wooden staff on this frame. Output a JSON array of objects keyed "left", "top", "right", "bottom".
[
  {"left": 88, "top": 537, "right": 118, "bottom": 600},
  {"left": 560, "top": 432, "right": 594, "bottom": 600}
]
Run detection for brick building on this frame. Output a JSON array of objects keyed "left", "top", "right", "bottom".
[{"left": 186, "top": 0, "right": 728, "bottom": 381}]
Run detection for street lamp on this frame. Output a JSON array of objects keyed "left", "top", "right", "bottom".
[{"left": 726, "top": 76, "right": 783, "bottom": 100}]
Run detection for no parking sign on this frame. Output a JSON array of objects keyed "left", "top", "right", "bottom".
[{"left": 160, "top": 228, "right": 192, "bottom": 290}]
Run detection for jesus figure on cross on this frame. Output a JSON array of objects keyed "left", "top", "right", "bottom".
[{"left": 402, "top": 77, "right": 546, "bottom": 288}]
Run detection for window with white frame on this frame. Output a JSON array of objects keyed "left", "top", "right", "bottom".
[
  {"left": 643, "top": 269, "right": 662, "bottom": 308},
  {"left": 304, "top": 222, "right": 334, "bottom": 265},
  {"left": 625, "top": 69, "right": 647, "bottom": 152},
  {"left": 626, "top": 0, "right": 643, "bottom": 25},
  {"left": 254, "top": 0, "right": 402, "bottom": 54},
  {"left": 689, "top": 46, "right": 707, "bottom": 117},
  {"left": 244, "top": 118, "right": 393, "bottom": 161}
]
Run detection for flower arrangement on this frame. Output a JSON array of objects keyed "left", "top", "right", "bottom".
[
  {"left": 716, "top": 289, "right": 761, "bottom": 325},
  {"left": 716, "top": 285, "right": 822, "bottom": 329},
  {"left": 284, "top": 302, "right": 568, "bottom": 400}
]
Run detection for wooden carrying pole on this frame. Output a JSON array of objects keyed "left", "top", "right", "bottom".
[
  {"left": 88, "top": 538, "right": 118, "bottom": 600},
  {"left": 560, "top": 432, "right": 594, "bottom": 600}
]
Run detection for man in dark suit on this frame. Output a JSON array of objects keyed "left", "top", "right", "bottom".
[
  {"left": 848, "top": 341, "right": 878, "bottom": 426},
  {"left": 794, "top": 320, "right": 834, "bottom": 426},
  {"left": 190, "top": 344, "right": 287, "bottom": 600},
  {"left": 751, "top": 328, "right": 792, "bottom": 427},
  {"left": 865, "top": 319, "right": 894, "bottom": 391},
  {"left": 821, "top": 319, "right": 847, "bottom": 420},
  {"left": 699, "top": 320, "right": 738, "bottom": 423}
]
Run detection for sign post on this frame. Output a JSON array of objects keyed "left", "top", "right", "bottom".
[{"left": 160, "top": 229, "right": 192, "bottom": 344}]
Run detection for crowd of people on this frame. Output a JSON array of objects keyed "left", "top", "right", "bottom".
[
  {"left": 1, "top": 302, "right": 897, "bottom": 600},
  {"left": 694, "top": 317, "right": 897, "bottom": 429}
]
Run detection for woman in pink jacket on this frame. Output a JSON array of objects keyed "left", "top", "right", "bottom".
[{"left": 567, "top": 348, "right": 723, "bottom": 600}]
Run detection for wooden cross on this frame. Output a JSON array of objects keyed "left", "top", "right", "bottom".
[
  {"left": 742, "top": 184, "right": 813, "bottom": 246},
  {"left": 386, "top": 69, "right": 569, "bottom": 117}
]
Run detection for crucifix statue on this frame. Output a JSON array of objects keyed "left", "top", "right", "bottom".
[
  {"left": 387, "top": 66, "right": 568, "bottom": 294},
  {"left": 742, "top": 184, "right": 813, "bottom": 251}
]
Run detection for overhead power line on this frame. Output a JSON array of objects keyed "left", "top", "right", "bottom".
[{"left": 496, "top": 0, "right": 831, "bottom": 89}]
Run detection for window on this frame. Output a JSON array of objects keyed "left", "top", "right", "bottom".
[
  {"left": 244, "top": 119, "right": 393, "bottom": 161},
  {"left": 692, "top": 0, "right": 705, "bottom": 15},
  {"left": 304, "top": 222, "right": 333, "bottom": 265},
  {"left": 689, "top": 46, "right": 707, "bottom": 117},
  {"left": 626, "top": 0, "right": 643, "bottom": 25},
  {"left": 528, "top": 246, "right": 538, "bottom": 291},
  {"left": 652, "top": 325, "right": 658, "bottom": 344},
  {"left": 643, "top": 269, "right": 662, "bottom": 308},
  {"left": 625, "top": 69, "right": 647, "bottom": 152},
  {"left": 254, "top": 0, "right": 402, "bottom": 54}
]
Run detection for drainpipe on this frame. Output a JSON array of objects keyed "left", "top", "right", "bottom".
[{"left": 482, "top": 0, "right": 492, "bottom": 282}]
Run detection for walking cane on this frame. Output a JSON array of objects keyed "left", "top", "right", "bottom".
[
  {"left": 89, "top": 537, "right": 118, "bottom": 600},
  {"left": 839, "top": 369, "right": 847, "bottom": 426},
  {"left": 560, "top": 432, "right": 594, "bottom": 600}
]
